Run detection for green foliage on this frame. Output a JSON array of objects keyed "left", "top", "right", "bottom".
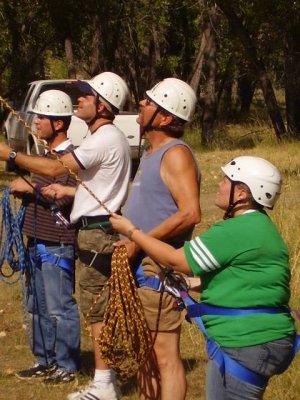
[
  {"left": 0, "top": 0, "right": 299, "bottom": 139},
  {"left": 44, "top": 51, "right": 68, "bottom": 79}
]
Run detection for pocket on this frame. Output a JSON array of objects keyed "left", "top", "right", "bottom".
[{"left": 78, "top": 229, "right": 119, "bottom": 254}]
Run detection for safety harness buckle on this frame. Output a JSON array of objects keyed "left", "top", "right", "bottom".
[{"left": 88, "top": 250, "right": 99, "bottom": 268}]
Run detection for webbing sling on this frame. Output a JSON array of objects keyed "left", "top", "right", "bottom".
[
  {"left": 135, "top": 263, "right": 162, "bottom": 290},
  {"left": 30, "top": 243, "right": 74, "bottom": 272},
  {"left": 187, "top": 302, "right": 290, "bottom": 317},
  {"left": 182, "top": 292, "right": 300, "bottom": 388}
]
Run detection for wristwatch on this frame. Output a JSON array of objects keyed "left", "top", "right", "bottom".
[{"left": 8, "top": 150, "right": 18, "bottom": 169}]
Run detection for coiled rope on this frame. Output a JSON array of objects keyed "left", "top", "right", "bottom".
[
  {"left": 0, "top": 187, "right": 34, "bottom": 349},
  {"left": 0, "top": 187, "right": 28, "bottom": 283},
  {"left": 85, "top": 246, "right": 153, "bottom": 380}
]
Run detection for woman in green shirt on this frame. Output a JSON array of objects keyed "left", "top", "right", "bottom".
[{"left": 110, "top": 156, "right": 297, "bottom": 400}]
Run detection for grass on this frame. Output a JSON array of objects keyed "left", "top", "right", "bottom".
[{"left": 1, "top": 129, "right": 300, "bottom": 400}]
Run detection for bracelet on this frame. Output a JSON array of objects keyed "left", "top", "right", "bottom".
[{"left": 127, "top": 226, "right": 140, "bottom": 240}]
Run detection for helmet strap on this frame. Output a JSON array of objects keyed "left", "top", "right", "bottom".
[
  {"left": 143, "top": 107, "right": 161, "bottom": 132},
  {"left": 87, "top": 94, "right": 114, "bottom": 128},
  {"left": 49, "top": 119, "right": 59, "bottom": 139},
  {"left": 223, "top": 181, "right": 250, "bottom": 219}
]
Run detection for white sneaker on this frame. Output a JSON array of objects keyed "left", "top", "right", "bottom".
[{"left": 66, "top": 381, "right": 120, "bottom": 400}]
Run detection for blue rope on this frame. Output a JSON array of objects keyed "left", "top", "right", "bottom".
[{"left": 0, "top": 187, "right": 28, "bottom": 284}]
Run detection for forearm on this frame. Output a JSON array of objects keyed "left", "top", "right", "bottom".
[
  {"left": 14, "top": 152, "right": 68, "bottom": 177},
  {"left": 54, "top": 186, "right": 76, "bottom": 208},
  {"left": 148, "top": 208, "right": 201, "bottom": 241},
  {"left": 128, "top": 227, "right": 190, "bottom": 274}
]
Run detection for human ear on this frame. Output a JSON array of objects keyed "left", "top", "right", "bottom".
[
  {"left": 97, "top": 102, "right": 106, "bottom": 113},
  {"left": 159, "top": 114, "right": 173, "bottom": 127},
  {"left": 54, "top": 119, "right": 64, "bottom": 130},
  {"left": 236, "top": 186, "right": 249, "bottom": 202}
]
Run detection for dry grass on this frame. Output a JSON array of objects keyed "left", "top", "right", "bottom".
[{"left": 1, "top": 132, "right": 300, "bottom": 400}]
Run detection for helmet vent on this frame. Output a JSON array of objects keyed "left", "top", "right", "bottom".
[{"left": 266, "top": 193, "right": 272, "bottom": 199}]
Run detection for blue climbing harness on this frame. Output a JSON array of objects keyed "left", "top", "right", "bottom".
[
  {"left": 30, "top": 243, "right": 74, "bottom": 272},
  {"left": 183, "top": 294, "right": 300, "bottom": 388},
  {"left": 135, "top": 262, "right": 300, "bottom": 388}
]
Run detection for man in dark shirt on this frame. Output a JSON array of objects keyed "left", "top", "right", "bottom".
[{"left": 10, "top": 90, "right": 80, "bottom": 385}]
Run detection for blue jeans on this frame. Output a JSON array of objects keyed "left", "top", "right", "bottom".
[
  {"left": 27, "top": 244, "right": 81, "bottom": 372},
  {"left": 206, "top": 336, "right": 294, "bottom": 400}
]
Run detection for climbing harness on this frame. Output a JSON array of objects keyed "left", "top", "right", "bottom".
[
  {"left": 85, "top": 246, "right": 153, "bottom": 380},
  {"left": 30, "top": 243, "right": 74, "bottom": 272},
  {"left": 155, "top": 267, "right": 300, "bottom": 389}
]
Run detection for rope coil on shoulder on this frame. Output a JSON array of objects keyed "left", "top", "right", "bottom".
[{"left": 85, "top": 246, "right": 153, "bottom": 380}]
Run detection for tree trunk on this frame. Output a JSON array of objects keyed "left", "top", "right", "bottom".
[
  {"left": 215, "top": 0, "right": 286, "bottom": 139},
  {"left": 64, "top": 37, "right": 76, "bottom": 78},
  {"left": 189, "top": 29, "right": 207, "bottom": 93},
  {"left": 238, "top": 71, "right": 256, "bottom": 116},
  {"left": 285, "top": 25, "right": 300, "bottom": 138},
  {"left": 201, "top": 7, "right": 217, "bottom": 146}
]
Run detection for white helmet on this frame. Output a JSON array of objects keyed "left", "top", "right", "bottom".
[
  {"left": 78, "top": 72, "right": 129, "bottom": 111},
  {"left": 32, "top": 90, "right": 73, "bottom": 116},
  {"left": 146, "top": 78, "right": 197, "bottom": 122},
  {"left": 221, "top": 156, "right": 282, "bottom": 208}
]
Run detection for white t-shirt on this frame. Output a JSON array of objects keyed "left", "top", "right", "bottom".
[{"left": 70, "top": 124, "right": 131, "bottom": 223}]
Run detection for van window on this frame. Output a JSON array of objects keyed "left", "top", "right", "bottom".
[
  {"left": 32, "top": 82, "right": 82, "bottom": 110},
  {"left": 22, "top": 84, "right": 36, "bottom": 111}
]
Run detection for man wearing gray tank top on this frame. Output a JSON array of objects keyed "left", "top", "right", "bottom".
[{"left": 118, "top": 78, "right": 201, "bottom": 400}]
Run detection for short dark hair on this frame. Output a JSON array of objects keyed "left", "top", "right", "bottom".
[
  {"left": 51, "top": 116, "right": 72, "bottom": 130},
  {"left": 160, "top": 110, "right": 186, "bottom": 138}
]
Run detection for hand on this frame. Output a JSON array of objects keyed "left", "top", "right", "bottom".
[
  {"left": 41, "top": 183, "right": 75, "bottom": 200},
  {"left": 113, "top": 239, "right": 140, "bottom": 261},
  {"left": 0, "top": 143, "right": 12, "bottom": 161},
  {"left": 10, "top": 177, "right": 33, "bottom": 195},
  {"left": 110, "top": 214, "right": 136, "bottom": 237}
]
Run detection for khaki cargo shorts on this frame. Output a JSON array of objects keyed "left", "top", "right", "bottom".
[
  {"left": 137, "top": 257, "right": 186, "bottom": 331},
  {"left": 76, "top": 228, "right": 119, "bottom": 324}
]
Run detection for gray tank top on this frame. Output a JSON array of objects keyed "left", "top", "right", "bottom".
[{"left": 123, "top": 139, "right": 201, "bottom": 246}]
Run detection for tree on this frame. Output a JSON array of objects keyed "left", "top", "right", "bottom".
[
  {"left": 200, "top": 5, "right": 218, "bottom": 146},
  {"left": 215, "top": 0, "right": 286, "bottom": 139},
  {"left": 1, "top": 0, "right": 52, "bottom": 102},
  {"left": 283, "top": 4, "right": 300, "bottom": 138}
]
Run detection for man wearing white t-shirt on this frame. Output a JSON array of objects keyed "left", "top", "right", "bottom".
[{"left": 0, "top": 72, "right": 131, "bottom": 400}]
